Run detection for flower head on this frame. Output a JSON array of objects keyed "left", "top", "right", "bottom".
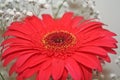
[{"left": 1, "top": 12, "right": 117, "bottom": 80}]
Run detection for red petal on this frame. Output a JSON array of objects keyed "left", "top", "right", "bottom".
[
  {"left": 2, "top": 46, "right": 34, "bottom": 58},
  {"left": 37, "top": 67, "right": 51, "bottom": 80},
  {"left": 19, "top": 67, "right": 38, "bottom": 79},
  {"left": 77, "top": 46, "right": 107, "bottom": 57},
  {"left": 52, "top": 58, "right": 64, "bottom": 80},
  {"left": 80, "top": 66, "right": 92, "bottom": 80},
  {"left": 42, "top": 14, "right": 56, "bottom": 31},
  {"left": 3, "top": 30, "right": 30, "bottom": 40},
  {"left": 17, "top": 55, "right": 48, "bottom": 73},
  {"left": 65, "top": 58, "right": 82, "bottom": 80},
  {"left": 8, "top": 23, "right": 33, "bottom": 35},
  {"left": 25, "top": 15, "right": 45, "bottom": 32},
  {"left": 71, "top": 16, "right": 84, "bottom": 28},
  {"left": 60, "top": 12, "right": 73, "bottom": 27},
  {"left": 15, "top": 53, "right": 34, "bottom": 67},
  {"left": 42, "top": 14, "right": 54, "bottom": 25},
  {"left": 100, "top": 55, "right": 111, "bottom": 62},
  {"left": 40, "top": 59, "right": 52, "bottom": 70},
  {"left": 102, "top": 29, "right": 117, "bottom": 36},
  {"left": 82, "top": 35, "right": 117, "bottom": 48},
  {"left": 59, "top": 69, "right": 68, "bottom": 80},
  {"left": 78, "top": 21, "right": 103, "bottom": 33},
  {"left": 1, "top": 38, "right": 33, "bottom": 47},
  {"left": 82, "top": 34, "right": 101, "bottom": 43},
  {"left": 72, "top": 53, "right": 102, "bottom": 71},
  {"left": 9, "top": 63, "right": 16, "bottom": 75},
  {"left": 103, "top": 47, "right": 117, "bottom": 54},
  {"left": 101, "top": 37, "right": 118, "bottom": 43},
  {"left": 8, "top": 22, "right": 30, "bottom": 33},
  {"left": 3, "top": 53, "right": 18, "bottom": 66},
  {"left": 16, "top": 76, "right": 23, "bottom": 80},
  {"left": 84, "top": 40, "right": 117, "bottom": 48},
  {"left": 25, "top": 59, "right": 52, "bottom": 80}
]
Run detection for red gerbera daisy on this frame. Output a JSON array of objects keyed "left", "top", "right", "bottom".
[{"left": 1, "top": 12, "right": 117, "bottom": 80}]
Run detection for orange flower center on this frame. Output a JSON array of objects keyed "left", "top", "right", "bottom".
[{"left": 42, "top": 30, "right": 76, "bottom": 51}]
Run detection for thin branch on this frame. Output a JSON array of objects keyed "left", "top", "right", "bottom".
[
  {"left": 54, "top": 0, "right": 67, "bottom": 18},
  {"left": 0, "top": 73, "right": 5, "bottom": 80}
]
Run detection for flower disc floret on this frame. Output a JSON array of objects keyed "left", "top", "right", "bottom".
[{"left": 42, "top": 30, "right": 76, "bottom": 51}]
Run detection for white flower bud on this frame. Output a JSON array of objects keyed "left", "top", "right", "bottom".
[
  {"left": 118, "top": 56, "right": 120, "bottom": 60},
  {"left": 38, "top": 0, "right": 47, "bottom": 4},
  {"left": 100, "top": 74, "right": 105, "bottom": 79},
  {"left": 16, "top": 12, "right": 21, "bottom": 15},
  {"left": 110, "top": 73, "right": 117, "bottom": 79},
  {"left": 43, "top": 4, "right": 50, "bottom": 9},
  {"left": 115, "top": 59, "right": 120, "bottom": 64},
  {"left": 26, "top": 11, "right": 33, "bottom": 16},
  {"left": 28, "top": 0, "right": 35, "bottom": 2},
  {"left": 9, "top": 10, "right": 15, "bottom": 15},
  {"left": 0, "top": 10, "right": 4, "bottom": 14},
  {"left": 63, "top": 2, "right": 69, "bottom": 7},
  {"left": 22, "top": 10, "right": 27, "bottom": 14},
  {"left": 5, "top": 17, "right": 9, "bottom": 21},
  {"left": 7, "top": 0, "right": 13, "bottom": 2}
]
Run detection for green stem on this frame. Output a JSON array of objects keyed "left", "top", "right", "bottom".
[
  {"left": 54, "top": 0, "right": 66, "bottom": 18},
  {"left": 0, "top": 73, "right": 5, "bottom": 80}
]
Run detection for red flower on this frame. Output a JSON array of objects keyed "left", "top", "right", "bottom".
[{"left": 1, "top": 12, "right": 117, "bottom": 80}]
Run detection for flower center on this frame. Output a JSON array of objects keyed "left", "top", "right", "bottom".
[{"left": 42, "top": 30, "right": 76, "bottom": 51}]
